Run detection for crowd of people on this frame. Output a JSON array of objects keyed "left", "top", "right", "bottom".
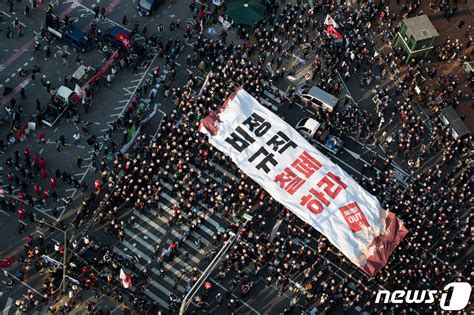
[{"left": 1, "top": 0, "right": 472, "bottom": 314}]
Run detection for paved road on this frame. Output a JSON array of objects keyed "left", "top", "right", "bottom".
[
  {"left": 0, "top": 0, "right": 200, "bottom": 311},
  {"left": 0, "top": 0, "right": 465, "bottom": 314}
]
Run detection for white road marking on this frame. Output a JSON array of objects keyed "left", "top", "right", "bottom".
[
  {"left": 2, "top": 297, "right": 13, "bottom": 315},
  {"left": 1, "top": 11, "right": 11, "bottom": 18}
]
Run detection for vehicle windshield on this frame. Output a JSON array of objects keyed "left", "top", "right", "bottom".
[
  {"left": 139, "top": 0, "right": 153, "bottom": 10},
  {"left": 298, "top": 118, "right": 308, "bottom": 127}
]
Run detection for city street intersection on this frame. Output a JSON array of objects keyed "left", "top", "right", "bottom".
[{"left": 0, "top": 0, "right": 471, "bottom": 314}]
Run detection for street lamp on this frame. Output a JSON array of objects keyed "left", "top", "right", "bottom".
[
  {"left": 179, "top": 213, "right": 253, "bottom": 315},
  {"left": 37, "top": 219, "right": 69, "bottom": 294}
]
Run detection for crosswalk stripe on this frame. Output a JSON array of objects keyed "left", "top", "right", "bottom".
[
  {"left": 210, "top": 161, "right": 240, "bottom": 182},
  {"left": 133, "top": 211, "right": 168, "bottom": 235},
  {"left": 157, "top": 178, "right": 222, "bottom": 226},
  {"left": 148, "top": 278, "right": 173, "bottom": 299},
  {"left": 143, "top": 289, "right": 169, "bottom": 309},
  {"left": 159, "top": 188, "right": 217, "bottom": 239},
  {"left": 131, "top": 221, "right": 162, "bottom": 244},
  {"left": 120, "top": 240, "right": 152, "bottom": 263},
  {"left": 169, "top": 228, "right": 208, "bottom": 251},
  {"left": 188, "top": 164, "right": 223, "bottom": 184},
  {"left": 150, "top": 267, "right": 187, "bottom": 293},
  {"left": 113, "top": 246, "right": 133, "bottom": 261},
  {"left": 160, "top": 190, "right": 215, "bottom": 238},
  {"left": 112, "top": 248, "right": 179, "bottom": 307},
  {"left": 124, "top": 228, "right": 157, "bottom": 254},
  {"left": 259, "top": 96, "right": 273, "bottom": 107},
  {"left": 176, "top": 251, "right": 200, "bottom": 265},
  {"left": 133, "top": 208, "right": 209, "bottom": 254},
  {"left": 263, "top": 90, "right": 280, "bottom": 103},
  {"left": 171, "top": 255, "right": 198, "bottom": 273}
]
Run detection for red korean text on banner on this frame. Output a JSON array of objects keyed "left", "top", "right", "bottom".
[{"left": 274, "top": 167, "right": 306, "bottom": 195}]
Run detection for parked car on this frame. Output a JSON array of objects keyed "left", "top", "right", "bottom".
[
  {"left": 295, "top": 117, "right": 343, "bottom": 154},
  {"left": 137, "top": 0, "right": 161, "bottom": 16}
]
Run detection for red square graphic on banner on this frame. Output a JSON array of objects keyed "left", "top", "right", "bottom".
[{"left": 339, "top": 202, "right": 370, "bottom": 233}]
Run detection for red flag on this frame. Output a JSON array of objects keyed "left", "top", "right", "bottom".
[
  {"left": 0, "top": 187, "right": 4, "bottom": 197},
  {"left": 116, "top": 32, "right": 131, "bottom": 51},
  {"left": 120, "top": 268, "right": 133, "bottom": 289},
  {"left": 325, "top": 25, "right": 342, "bottom": 39}
]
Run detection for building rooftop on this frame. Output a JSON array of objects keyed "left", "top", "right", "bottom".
[{"left": 403, "top": 15, "right": 439, "bottom": 41}]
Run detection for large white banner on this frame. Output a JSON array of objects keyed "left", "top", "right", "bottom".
[{"left": 199, "top": 88, "right": 408, "bottom": 276}]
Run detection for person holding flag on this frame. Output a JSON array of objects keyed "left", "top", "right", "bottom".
[
  {"left": 324, "top": 14, "right": 342, "bottom": 40},
  {"left": 120, "top": 268, "right": 133, "bottom": 289}
]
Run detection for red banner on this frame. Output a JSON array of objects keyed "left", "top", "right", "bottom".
[{"left": 77, "top": 49, "right": 120, "bottom": 100}]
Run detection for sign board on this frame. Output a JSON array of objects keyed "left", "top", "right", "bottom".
[
  {"left": 66, "top": 275, "right": 80, "bottom": 285},
  {"left": 42, "top": 255, "right": 63, "bottom": 266},
  {"left": 199, "top": 89, "right": 408, "bottom": 276}
]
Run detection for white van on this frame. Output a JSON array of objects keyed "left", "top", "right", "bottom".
[{"left": 299, "top": 86, "right": 339, "bottom": 112}]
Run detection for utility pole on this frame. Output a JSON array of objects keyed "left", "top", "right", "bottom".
[
  {"left": 38, "top": 219, "right": 69, "bottom": 294},
  {"left": 1, "top": 189, "right": 71, "bottom": 294},
  {"left": 179, "top": 213, "right": 253, "bottom": 315}
]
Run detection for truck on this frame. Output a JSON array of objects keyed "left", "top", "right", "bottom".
[
  {"left": 40, "top": 48, "right": 122, "bottom": 127},
  {"left": 40, "top": 86, "right": 76, "bottom": 127},
  {"left": 295, "top": 117, "right": 343, "bottom": 154},
  {"left": 45, "top": 13, "right": 92, "bottom": 53}
]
